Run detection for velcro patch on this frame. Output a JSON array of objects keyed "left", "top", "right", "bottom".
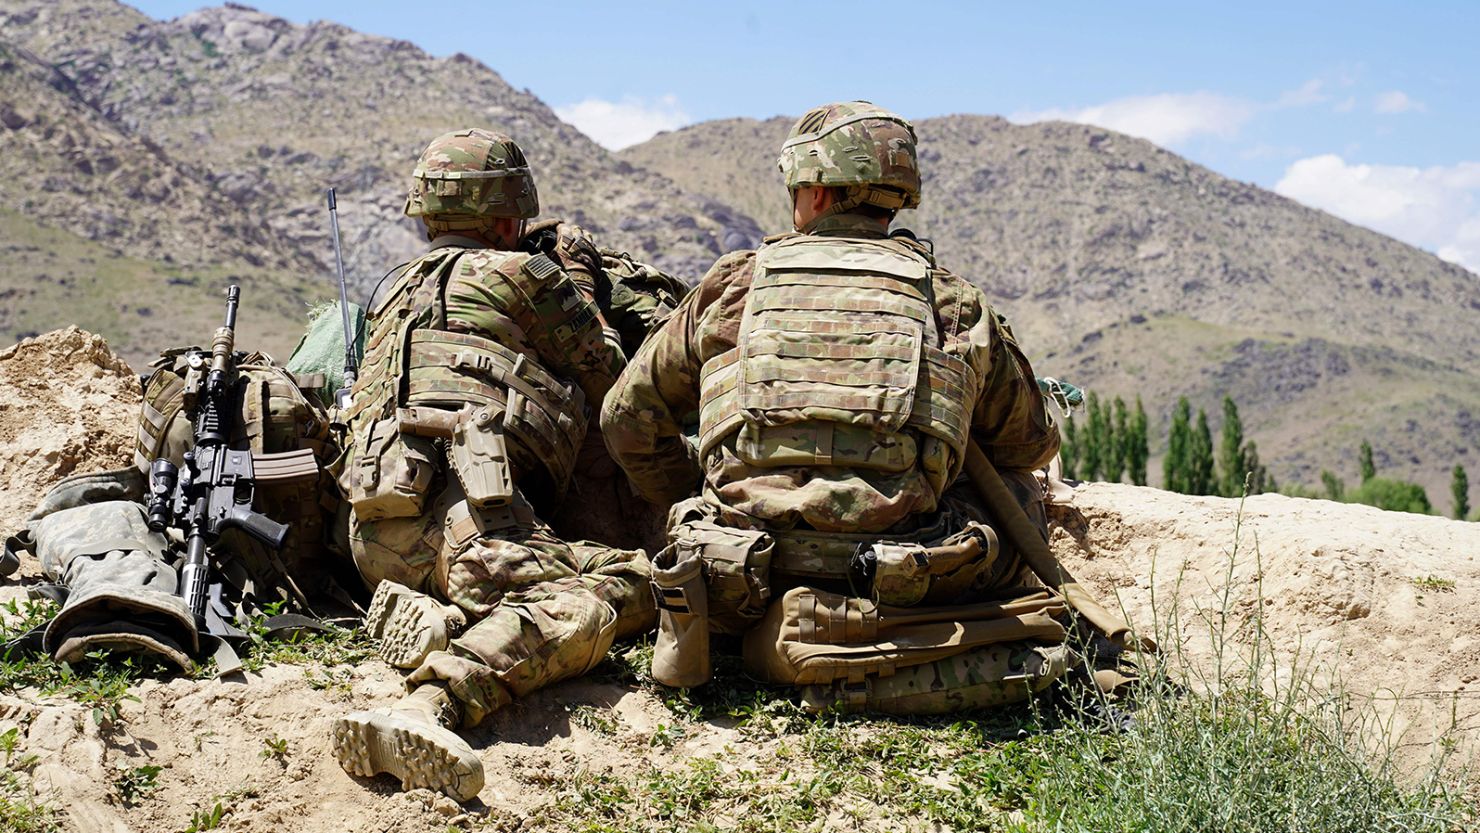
[{"left": 522, "top": 254, "right": 562, "bottom": 283}]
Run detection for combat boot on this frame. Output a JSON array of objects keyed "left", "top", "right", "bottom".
[
  {"left": 331, "top": 682, "right": 484, "bottom": 802},
  {"left": 364, "top": 580, "right": 468, "bottom": 669}
]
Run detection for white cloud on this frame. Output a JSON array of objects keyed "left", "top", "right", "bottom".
[
  {"left": 1334, "top": 96, "right": 1357, "bottom": 113},
  {"left": 1011, "top": 92, "right": 1258, "bottom": 146},
  {"left": 1275, "top": 154, "right": 1480, "bottom": 272},
  {"left": 554, "top": 94, "right": 691, "bottom": 150},
  {"left": 1373, "top": 90, "right": 1425, "bottom": 114},
  {"left": 1276, "top": 79, "right": 1328, "bottom": 108}
]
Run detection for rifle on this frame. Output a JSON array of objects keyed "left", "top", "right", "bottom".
[{"left": 144, "top": 286, "right": 317, "bottom": 627}]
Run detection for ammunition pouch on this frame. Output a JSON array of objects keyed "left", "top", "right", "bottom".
[
  {"left": 404, "top": 329, "right": 586, "bottom": 501},
  {"left": 348, "top": 415, "right": 439, "bottom": 521}
]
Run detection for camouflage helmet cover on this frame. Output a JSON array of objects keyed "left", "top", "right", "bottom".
[
  {"left": 403, "top": 128, "right": 539, "bottom": 220},
  {"left": 777, "top": 101, "right": 921, "bottom": 210}
]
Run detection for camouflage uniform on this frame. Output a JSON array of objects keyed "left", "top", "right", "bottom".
[
  {"left": 331, "top": 129, "right": 655, "bottom": 802},
  {"left": 601, "top": 103, "right": 1066, "bottom": 713}
]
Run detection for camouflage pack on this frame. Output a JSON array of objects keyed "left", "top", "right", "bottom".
[
  {"left": 597, "top": 248, "right": 689, "bottom": 357},
  {"left": 741, "top": 586, "right": 1068, "bottom": 712}
]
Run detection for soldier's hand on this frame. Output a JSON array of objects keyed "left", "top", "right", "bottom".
[{"left": 523, "top": 220, "right": 604, "bottom": 279}]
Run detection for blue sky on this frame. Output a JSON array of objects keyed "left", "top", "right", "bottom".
[{"left": 130, "top": 1, "right": 1480, "bottom": 272}]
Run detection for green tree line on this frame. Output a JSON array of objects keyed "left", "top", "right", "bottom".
[
  {"left": 1059, "top": 393, "right": 1477, "bottom": 519},
  {"left": 1060, "top": 394, "right": 1267, "bottom": 498}
]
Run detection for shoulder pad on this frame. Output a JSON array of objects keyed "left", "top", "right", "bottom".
[
  {"left": 762, "top": 231, "right": 800, "bottom": 245},
  {"left": 522, "top": 253, "right": 563, "bottom": 283}
]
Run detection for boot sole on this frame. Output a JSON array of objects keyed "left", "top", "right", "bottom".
[
  {"left": 331, "top": 710, "right": 484, "bottom": 802},
  {"left": 365, "top": 581, "right": 449, "bottom": 669}
]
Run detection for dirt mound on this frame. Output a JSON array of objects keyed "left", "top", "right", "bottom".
[
  {"left": 1052, "top": 483, "right": 1480, "bottom": 756},
  {"left": 0, "top": 327, "right": 139, "bottom": 526}
]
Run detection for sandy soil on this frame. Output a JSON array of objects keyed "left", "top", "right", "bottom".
[{"left": 2, "top": 329, "right": 1477, "bottom": 831}]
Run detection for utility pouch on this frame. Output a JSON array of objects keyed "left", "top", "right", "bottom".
[
  {"left": 671, "top": 522, "right": 774, "bottom": 634},
  {"left": 448, "top": 406, "right": 514, "bottom": 509},
  {"left": 349, "top": 416, "right": 437, "bottom": 521},
  {"left": 855, "top": 522, "right": 1000, "bottom": 607},
  {"left": 864, "top": 543, "right": 933, "bottom": 607},
  {"left": 650, "top": 546, "right": 711, "bottom": 687}
]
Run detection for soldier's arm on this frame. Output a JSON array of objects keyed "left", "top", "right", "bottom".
[
  {"left": 971, "top": 310, "right": 1060, "bottom": 470},
  {"left": 601, "top": 252, "right": 748, "bottom": 506}
]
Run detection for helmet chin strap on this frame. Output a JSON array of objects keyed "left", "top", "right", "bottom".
[
  {"left": 798, "top": 185, "right": 907, "bottom": 234},
  {"left": 423, "top": 216, "right": 525, "bottom": 248}
]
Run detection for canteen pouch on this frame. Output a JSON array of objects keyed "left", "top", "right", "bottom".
[{"left": 669, "top": 521, "right": 774, "bottom": 634}]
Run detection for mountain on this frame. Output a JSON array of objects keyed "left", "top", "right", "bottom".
[
  {"left": 1, "top": 0, "right": 1476, "bottom": 502},
  {"left": 0, "top": 0, "right": 761, "bottom": 363},
  {"left": 622, "top": 115, "right": 1480, "bottom": 500}
]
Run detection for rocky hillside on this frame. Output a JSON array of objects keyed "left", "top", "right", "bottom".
[
  {"left": 0, "top": 0, "right": 761, "bottom": 363},
  {"left": 623, "top": 116, "right": 1480, "bottom": 500}
]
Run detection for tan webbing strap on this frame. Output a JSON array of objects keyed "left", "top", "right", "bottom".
[{"left": 963, "top": 442, "right": 1148, "bottom": 650}]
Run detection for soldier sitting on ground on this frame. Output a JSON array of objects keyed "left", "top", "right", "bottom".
[
  {"left": 602, "top": 101, "right": 1131, "bottom": 714},
  {"left": 328, "top": 128, "right": 667, "bottom": 802}
]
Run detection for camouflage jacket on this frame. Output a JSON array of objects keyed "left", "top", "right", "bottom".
[
  {"left": 601, "top": 213, "right": 1059, "bottom": 534},
  {"left": 344, "top": 233, "right": 626, "bottom": 505}
]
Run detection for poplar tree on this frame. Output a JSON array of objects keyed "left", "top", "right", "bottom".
[
  {"left": 1359, "top": 440, "right": 1376, "bottom": 483},
  {"left": 1217, "top": 396, "right": 1245, "bottom": 497},
  {"left": 1321, "top": 470, "right": 1346, "bottom": 501},
  {"left": 1164, "top": 398, "right": 1192, "bottom": 493},
  {"left": 1454, "top": 464, "right": 1471, "bottom": 521},
  {"left": 1061, "top": 417, "right": 1079, "bottom": 481},
  {"left": 1107, "top": 396, "right": 1128, "bottom": 483},
  {"left": 1082, "top": 392, "right": 1104, "bottom": 481},
  {"left": 1189, "top": 409, "right": 1216, "bottom": 495},
  {"left": 1128, "top": 396, "right": 1149, "bottom": 486}
]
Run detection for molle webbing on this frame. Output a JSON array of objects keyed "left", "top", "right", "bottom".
[
  {"left": 766, "top": 510, "right": 957, "bottom": 581},
  {"left": 697, "top": 237, "right": 975, "bottom": 468},
  {"left": 404, "top": 328, "right": 586, "bottom": 489}
]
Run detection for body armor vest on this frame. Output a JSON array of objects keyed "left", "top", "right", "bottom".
[
  {"left": 343, "top": 246, "right": 588, "bottom": 520},
  {"left": 697, "top": 236, "right": 977, "bottom": 500}
]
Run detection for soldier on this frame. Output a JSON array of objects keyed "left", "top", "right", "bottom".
[
  {"left": 601, "top": 102, "right": 1074, "bottom": 714},
  {"left": 329, "top": 129, "right": 655, "bottom": 801}
]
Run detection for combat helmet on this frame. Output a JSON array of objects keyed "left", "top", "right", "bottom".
[
  {"left": 403, "top": 128, "right": 539, "bottom": 231},
  {"left": 777, "top": 101, "right": 921, "bottom": 216}
]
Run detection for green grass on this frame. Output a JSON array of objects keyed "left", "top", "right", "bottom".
[
  {"left": 0, "top": 208, "right": 330, "bottom": 367},
  {"left": 1412, "top": 576, "right": 1458, "bottom": 594},
  {"left": 0, "top": 727, "right": 57, "bottom": 832}
]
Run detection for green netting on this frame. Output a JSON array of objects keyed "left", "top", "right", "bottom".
[{"left": 285, "top": 301, "right": 366, "bottom": 407}]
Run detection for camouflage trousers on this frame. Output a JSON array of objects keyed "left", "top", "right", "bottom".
[
  {"left": 656, "top": 471, "right": 1067, "bottom": 714},
  {"left": 348, "top": 479, "right": 654, "bottom": 727}
]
